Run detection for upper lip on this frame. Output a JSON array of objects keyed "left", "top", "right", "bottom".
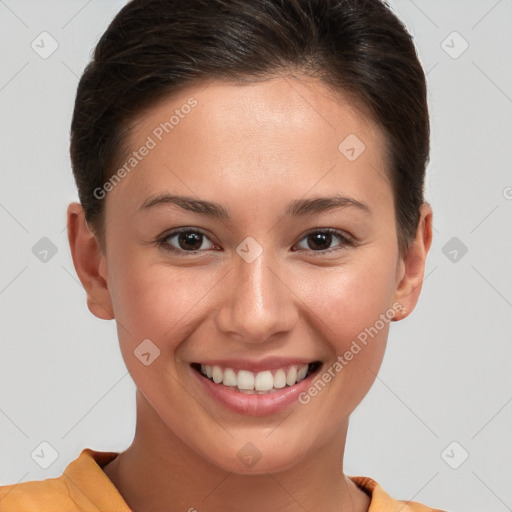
[{"left": 192, "top": 357, "right": 320, "bottom": 373}]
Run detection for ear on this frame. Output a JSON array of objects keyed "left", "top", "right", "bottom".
[
  {"left": 392, "top": 202, "right": 433, "bottom": 321},
  {"left": 67, "top": 202, "right": 114, "bottom": 320}
]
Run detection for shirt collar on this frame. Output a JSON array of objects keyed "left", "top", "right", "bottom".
[{"left": 66, "top": 448, "right": 424, "bottom": 512}]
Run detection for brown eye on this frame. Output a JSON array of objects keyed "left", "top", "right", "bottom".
[
  {"left": 306, "top": 232, "right": 334, "bottom": 251},
  {"left": 295, "top": 229, "right": 353, "bottom": 253},
  {"left": 159, "top": 228, "right": 215, "bottom": 253},
  {"left": 176, "top": 231, "right": 203, "bottom": 251}
]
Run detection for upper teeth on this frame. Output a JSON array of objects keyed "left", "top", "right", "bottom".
[{"left": 200, "top": 364, "right": 309, "bottom": 392}]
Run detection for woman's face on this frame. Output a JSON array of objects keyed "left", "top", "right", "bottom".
[{"left": 92, "top": 76, "right": 424, "bottom": 473}]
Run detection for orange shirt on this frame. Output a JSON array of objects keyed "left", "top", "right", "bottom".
[{"left": 0, "top": 448, "right": 445, "bottom": 511}]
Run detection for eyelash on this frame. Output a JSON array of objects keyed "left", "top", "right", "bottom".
[{"left": 155, "top": 227, "right": 356, "bottom": 256}]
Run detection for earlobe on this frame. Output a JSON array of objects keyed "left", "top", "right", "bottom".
[
  {"left": 67, "top": 202, "right": 115, "bottom": 320},
  {"left": 392, "top": 203, "right": 433, "bottom": 321}
]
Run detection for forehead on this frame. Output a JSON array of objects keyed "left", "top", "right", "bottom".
[{"left": 107, "top": 76, "right": 392, "bottom": 218}]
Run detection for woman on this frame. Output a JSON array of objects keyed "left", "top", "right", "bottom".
[{"left": 0, "top": 0, "right": 445, "bottom": 510}]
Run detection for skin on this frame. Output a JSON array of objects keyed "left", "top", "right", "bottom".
[{"left": 67, "top": 75, "right": 432, "bottom": 512}]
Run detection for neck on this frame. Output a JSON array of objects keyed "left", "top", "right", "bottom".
[{"left": 102, "top": 390, "right": 370, "bottom": 512}]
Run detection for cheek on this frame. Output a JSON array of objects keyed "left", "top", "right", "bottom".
[
  {"left": 294, "top": 251, "right": 398, "bottom": 349},
  {"left": 294, "top": 264, "right": 395, "bottom": 417},
  {"left": 107, "top": 252, "right": 222, "bottom": 349}
]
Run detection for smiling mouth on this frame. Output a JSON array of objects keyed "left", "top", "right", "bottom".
[{"left": 191, "top": 361, "right": 322, "bottom": 394}]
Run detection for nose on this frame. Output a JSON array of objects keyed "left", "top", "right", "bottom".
[{"left": 215, "top": 247, "right": 298, "bottom": 344}]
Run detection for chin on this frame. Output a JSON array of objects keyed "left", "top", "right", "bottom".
[{"left": 197, "top": 435, "right": 310, "bottom": 475}]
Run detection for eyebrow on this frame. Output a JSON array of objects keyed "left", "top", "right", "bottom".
[{"left": 139, "top": 193, "right": 371, "bottom": 219}]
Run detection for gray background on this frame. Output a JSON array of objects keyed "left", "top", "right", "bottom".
[{"left": 1, "top": 1, "right": 511, "bottom": 511}]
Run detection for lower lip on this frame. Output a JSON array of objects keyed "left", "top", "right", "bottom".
[{"left": 191, "top": 365, "right": 320, "bottom": 416}]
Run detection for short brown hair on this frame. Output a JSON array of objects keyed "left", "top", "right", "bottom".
[{"left": 70, "top": 0, "right": 429, "bottom": 255}]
